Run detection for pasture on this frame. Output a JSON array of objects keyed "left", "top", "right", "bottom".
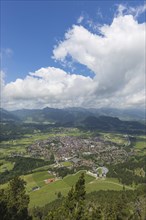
[
  {"left": 63, "top": 170, "right": 95, "bottom": 186},
  {"left": 134, "top": 135, "right": 146, "bottom": 155},
  {"left": 0, "top": 169, "right": 135, "bottom": 207},
  {"left": 24, "top": 170, "right": 133, "bottom": 208},
  {"left": 0, "top": 159, "right": 14, "bottom": 173},
  {"left": 22, "top": 171, "right": 54, "bottom": 192},
  {"left": 100, "top": 132, "right": 127, "bottom": 145},
  {"left": 60, "top": 161, "right": 73, "bottom": 167}
]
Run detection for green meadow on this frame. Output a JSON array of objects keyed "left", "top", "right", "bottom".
[
  {"left": 63, "top": 171, "right": 95, "bottom": 186},
  {"left": 100, "top": 132, "right": 127, "bottom": 145},
  {"left": 0, "top": 168, "right": 135, "bottom": 208},
  {"left": 22, "top": 171, "right": 54, "bottom": 192},
  {"left": 134, "top": 135, "right": 146, "bottom": 155},
  {"left": 29, "top": 179, "right": 70, "bottom": 207},
  {"left": 135, "top": 141, "right": 146, "bottom": 149},
  {"left": 60, "top": 161, "right": 73, "bottom": 167},
  {"left": 0, "top": 159, "right": 14, "bottom": 173},
  {"left": 20, "top": 170, "right": 134, "bottom": 208}
]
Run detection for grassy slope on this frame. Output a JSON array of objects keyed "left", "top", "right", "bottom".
[
  {"left": 22, "top": 171, "right": 54, "bottom": 192},
  {"left": 134, "top": 136, "right": 146, "bottom": 156},
  {"left": 29, "top": 180, "right": 69, "bottom": 207},
  {"left": 63, "top": 171, "right": 95, "bottom": 186},
  {"left": 0, "top": 159, "right": 14, "bottom": 173},
  {"left": 27, "top": 171, "right": 133, "bottom": 208},
  {"left": 0, "top": 169, "right": 134, "bottom": 208},
  {"left": 100, "top": 132, "right": 127, "bottom": 145}
]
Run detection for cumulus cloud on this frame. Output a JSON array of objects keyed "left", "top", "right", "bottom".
[
  {"left": 1, "top": 6, "right": 145, "bottom": 110},
  {"left": 2, "top": 67, "right": 97, "bottom": 109},
  {"left": 53, "top": 15, "right": 145, "bottom": 100}
]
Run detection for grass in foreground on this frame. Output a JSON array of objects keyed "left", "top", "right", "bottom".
[
  {"left": 27, "top": 171, "right": 133, "bottom": 208},
  {"left": 0, "top": 169, "right": 134, "bottom": 207}
]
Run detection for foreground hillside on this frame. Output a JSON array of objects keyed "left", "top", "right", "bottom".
[
  {"left": 0, "top": 170, "right": 133, "bottom": 208},
  {"left": 1, "top": 174, "right": 145, "bottom": 220},
  {"left": 25, "top": 171, "right": 133, "bottom": 208}
]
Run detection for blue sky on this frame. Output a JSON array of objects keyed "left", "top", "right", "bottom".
[
  {"left": 1, "top": 0, "right": 145, "bottom": 110},
  {"left": 1, "top": 0, "right": 145, "bottom": 83}
]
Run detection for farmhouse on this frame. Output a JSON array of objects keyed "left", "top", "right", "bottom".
[{"left": 44, "top": 178, "right": 56, "bottom": 184}]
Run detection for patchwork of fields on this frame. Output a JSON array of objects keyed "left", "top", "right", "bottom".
[
  {"left": 20, "top": 170, "right": 133, "bottom": 207},
  {"left": 0, "top": 169, "right": 133, "bottom": 207}
]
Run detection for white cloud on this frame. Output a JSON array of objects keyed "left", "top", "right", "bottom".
[
  {"left": 0, "top": 70, "right": 5, "bottom": 87},
  {"left": 77, "top": 15, "right": 84, "bottom": 24},
  {"left": 86, "top": 19, "right": 100, "bottom": 31},
  {"left": 1, "top": 7, "right": 145, "bottom": 110},
  {"left": 116, "top": 3, "right": 146, "bottom": 18},
  {"left": 2, "top": 67, "right": 97, "bottom": 109},
  {"left": 53, "top": 15, "right": 145, "bottom": 98},
  {"left": 0, "top": 71, "right": 5, "bottom": 100},
  {"left": 116, "top": 4, "right": 127, "bottom": 17},
  {"left": 53, "top": 14, "right": 145, "bottom": 108}
]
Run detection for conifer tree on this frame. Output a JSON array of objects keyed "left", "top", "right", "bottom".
[
  {"left": 0, "top": 176, "right": 31, "bottom": 220},
  {"left": 74, "top": 173, "right": 86, "bottom": 202},
  {"left": 65, "top": 186, "right": 76, "bottom": 215}
]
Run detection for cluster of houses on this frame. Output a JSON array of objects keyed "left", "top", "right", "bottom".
[{"left": 27, "top": 136, "right": 128, "bottom": 167}]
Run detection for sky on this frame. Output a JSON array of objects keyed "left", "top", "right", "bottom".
[{"left": 1, "top": 0, "right": 146, "bottom": 110}]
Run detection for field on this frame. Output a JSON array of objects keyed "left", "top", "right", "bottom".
[
  {"left": 100, "top": 133, "right": 146, "bottom": 156},
  {"left": 0, "top": 159, "right": 14, "bottom": 173},
  {"left": 20, "top": 170, "right": 134, "bottom": 208},
  {"left": 22, "top": 171, "right": 54, "bottom": 192},
  {"left": 63, "top": 171, "right": 95, "bottom": 186},
  {"left": 60, "top": 161, "right": 73, "bottom": 167},
  {"left": 0, "top": 169, "right": 131, "bottom": 207},
  {"left": 134, "top": 135, "right": 146, "bottom": 155},
  {"left": 100, "top": 132, "right": 127, "bottom": 145}
]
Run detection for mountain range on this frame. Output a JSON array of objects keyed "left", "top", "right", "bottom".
[
  {"left": 0, "top": 107, "right": 145, "bottom": 137},
  {"left": 0, "top": 107, "right": 145, "bottom": 123}
]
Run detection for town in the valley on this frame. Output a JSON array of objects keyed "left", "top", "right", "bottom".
[{"left": 25, "top": 134, "right": 130, "bottom": 178}]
